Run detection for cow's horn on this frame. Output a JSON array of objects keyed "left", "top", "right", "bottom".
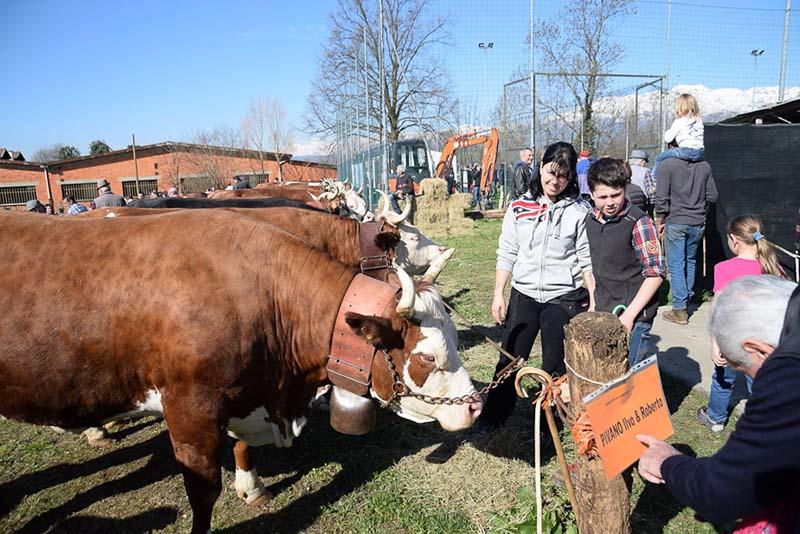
[
  {"left": 308, "top": 192, "right": 321, "bottom": 202},
  {"left": 395, "top": 267, "right": 416, "bottom": 319},
  {"left": 321, "top": 190, "right": 337, "bottom": 201},
  {"left": 377, "top": 190, "right": 391, "bottom": 219},
  {"left": 383, "top": 194, "right": 412, "bottom": 225},
  {"left": 355, "top": 184, "right": 364, "bottom": 195}
]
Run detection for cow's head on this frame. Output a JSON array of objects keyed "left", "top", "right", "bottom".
[
  {"left": 344, "top": 268, "right": 480, "bottom": 431},
  {"left": 376, "top": 191, "right": 456, "bottom": 282}
]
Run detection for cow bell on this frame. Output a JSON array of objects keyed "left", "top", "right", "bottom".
[{"left": 329, "top": 386, "right": 375, "bottom": 435}]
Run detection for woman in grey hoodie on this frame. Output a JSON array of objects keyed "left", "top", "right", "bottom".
[{"left": 477, "top": 142, "right": 595, "bottom": 433}]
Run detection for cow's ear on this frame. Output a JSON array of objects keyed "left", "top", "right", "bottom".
[
  {"left": 345, "top": 312, "right": 395, "bottom": 346},
  {"left": 375, "top": 231, "right": 400, "bottom": 252}
]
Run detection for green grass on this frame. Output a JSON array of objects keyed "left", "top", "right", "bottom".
[{"left": 0, "top": 218, "right": 737, "bottom": 533}]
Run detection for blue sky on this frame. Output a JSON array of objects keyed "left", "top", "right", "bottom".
[{"left": 1, "top": 0, "right": 797, "bottom": 158}]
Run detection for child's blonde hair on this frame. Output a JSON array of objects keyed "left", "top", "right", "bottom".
[
  {"left": 728, "top": 215, "right": 785, "bottom": 277},
  {"left": 675, "top": 93, "right": 700, "bottom": 118}
]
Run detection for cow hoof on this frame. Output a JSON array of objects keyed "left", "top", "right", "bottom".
[
  {"left": 87, "top": 437, "right": 115, "bottom": 448},
  {"left": 235, "top": 486, "right": 273, "bottom": 506}
]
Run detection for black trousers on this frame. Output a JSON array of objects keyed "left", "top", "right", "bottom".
[{"left": 480, "top": 288, "right": 571, "bottom": 427}]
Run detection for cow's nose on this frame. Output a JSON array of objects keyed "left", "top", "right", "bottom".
[{"left": 438, "top": 247, "right": 447, "bottom": 253}]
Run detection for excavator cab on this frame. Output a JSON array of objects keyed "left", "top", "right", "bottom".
[{"left": 387, "top": 139, "right": 430, "bottom": 194}]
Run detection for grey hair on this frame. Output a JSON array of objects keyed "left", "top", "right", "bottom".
[
  {"left": 709, "top": 275, "right": 796, "bottom": 367},
  {"left": 396, "top": 164, "right": 406, "bottom": 173},
  {"left": 519, "top": 147, "right": 532, "bottom": 158}
]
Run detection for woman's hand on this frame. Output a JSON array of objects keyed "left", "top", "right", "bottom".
[{"left": 492, "top": 292, "right": 506, "bottom": 324}]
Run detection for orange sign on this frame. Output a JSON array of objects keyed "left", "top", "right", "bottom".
[{"left": 583, "top": 356, "right": 673, "bottom": 480}]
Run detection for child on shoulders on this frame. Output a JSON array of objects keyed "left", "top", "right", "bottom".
[{"left": 653, "top": 93, "right": 704, "bottom": 179}]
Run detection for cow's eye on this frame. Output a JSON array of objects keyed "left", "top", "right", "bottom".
[{"left": 419, "top": 354, "right": 436, "bottom": 363}]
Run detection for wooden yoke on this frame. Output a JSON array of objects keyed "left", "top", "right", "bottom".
[{"left": 327, "top": 274, "right": 400, "bottom": 395}]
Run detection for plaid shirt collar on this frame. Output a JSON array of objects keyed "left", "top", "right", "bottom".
[{"left": 591, "top": 198, "right": 631, "bottom": 223}]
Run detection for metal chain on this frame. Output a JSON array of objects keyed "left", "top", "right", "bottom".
[{"left": 380, "top": 349, "right": 524, "bottom": 407}]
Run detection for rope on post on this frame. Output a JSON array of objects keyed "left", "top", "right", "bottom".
[{"left": 516, "top": 367, "right": 579, "bottom": 533}]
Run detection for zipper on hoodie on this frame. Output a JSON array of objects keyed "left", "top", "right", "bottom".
[{"left": 538, "top": 201, "right": 553, "bottom": 302}]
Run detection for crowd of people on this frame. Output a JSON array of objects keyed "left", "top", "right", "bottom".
[
  {"left": 478, "top": 93, "right": 799, "bottom": 530},
  {"left": 24, "top": 179, "right": 194, "bottom": 216}
]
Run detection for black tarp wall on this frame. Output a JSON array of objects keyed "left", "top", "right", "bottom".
[{"left": 702, "top": 123, "right": 800, "bottom": 284}]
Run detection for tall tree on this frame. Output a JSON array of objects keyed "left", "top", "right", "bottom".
[
  {"left": 532, "top": 0, "right": 635, "bottom": 153},
  {"left": 305, "top": 0, "right": 455, "bottom": 147},
  {"left": 31, "top": 144, "right": 65, "bottom": 163},
  {"left": 58, "top": 145, "right": 81, "bottom": 159},
  {"left": 89, "top": 140, "right": 112, "bottom": 155},
  {"left": 241, "top": 97, "right": 295, "bottom": 182}
]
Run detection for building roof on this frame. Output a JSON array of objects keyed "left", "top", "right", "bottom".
[
  {"left": 719, "top": 98, "right": 800, "bottom": 125},
  {"left": 0, "top": 148, "right": 25, "bottom": 161},
  {"left": 30, "top": 141, "right": 336, "bottom": 170}
]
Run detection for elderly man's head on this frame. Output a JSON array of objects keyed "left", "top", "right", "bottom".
[
  {"left": 396, "top": 164, "right": 406, "bottom": 174},
  {"left": 710, "top": 275, "right": 797, "bottom": 374},
  {"left": 520, "top": 148, "right": 533, "bottom": 165}
]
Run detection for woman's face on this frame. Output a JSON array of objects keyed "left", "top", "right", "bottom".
[{"left": 539, "top": 162, "right": 570, "bottom": 200}]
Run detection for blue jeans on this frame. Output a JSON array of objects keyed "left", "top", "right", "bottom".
[
  {"left": 665, "top": 222, "right": 704, "bottom": 310},
  {"left": 652, "top": 147, "right": 704, "bottom": 179},
  {"left": 707, "top": 365, "right": 753, "bottom": 423},
  {"left": 389, "top": 193, "right": 402, "bottom": 214},
  {"left": 629, "top": 321, "right": 652, "bottom": 366},
  {"left": 472, "top": 187, "right": 482, "bottom": 207}
]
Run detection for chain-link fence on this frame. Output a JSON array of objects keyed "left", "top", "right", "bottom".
[{"left": 334, "top": 0, "right": 798, "bottom": 210}]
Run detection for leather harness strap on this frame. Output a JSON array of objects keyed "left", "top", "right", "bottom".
[
  {"left": 327, "top": 274, "right": 400, "bottom": 396},
  {"left": 358, "top": 221, "right": 392, "bottom": 281}
]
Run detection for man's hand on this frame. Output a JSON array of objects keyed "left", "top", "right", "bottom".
[
  {"left": 491, "top": 292, "right": 506, "bottom": 324},
  {"left": 618, "top": 309, "right": 635, "bottom": 332},
  {"left": 655, "top": 217, "right": 665, "bottom": 239},
  {"left": 637, "top": 434, "right": 681, "bottom": 484},
  {"left": 711, "top": 337, "right": 727, "bottom": 367}
]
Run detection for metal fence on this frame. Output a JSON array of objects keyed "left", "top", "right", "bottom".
[{"left": 334, "top": 0, "right": 798, "bottom": 212}]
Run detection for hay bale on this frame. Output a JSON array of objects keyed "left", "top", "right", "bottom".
[{"left": 374, "top": 179, "right": 474, "bottom": 236}]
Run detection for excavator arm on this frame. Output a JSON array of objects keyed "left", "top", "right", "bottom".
[{"left": 434, "top": 128, "right": 499, "bottom": 191}]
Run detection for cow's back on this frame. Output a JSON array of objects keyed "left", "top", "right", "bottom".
[{"left": 0, "top": 210, "right": 352, "bottom": 428}]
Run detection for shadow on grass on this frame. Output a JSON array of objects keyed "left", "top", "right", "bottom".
[
  {"left": 631, "top": 444, "right": 700, "bottom": 533},
  {"left": 2, "top": 428, "right": 178, "bottom": 534},
  {"left": 42, "top": 506, "right": 178, "bottom": 533},
  {"left": 217, "top": 409, "right": 486, "bottom": 534}
]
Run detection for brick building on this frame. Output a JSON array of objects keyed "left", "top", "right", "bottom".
[{"left": 0, "top": 142, "right": 336, "bottom": 209}]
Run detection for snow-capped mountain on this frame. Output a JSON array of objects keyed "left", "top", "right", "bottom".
[{"left": 592, "top": 84, "right": 800, "bottom": 122}]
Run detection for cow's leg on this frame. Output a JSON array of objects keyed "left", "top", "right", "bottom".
[
  {"left": 232, "top": 440, "right": 272, "bottom": 506},
  {"left": 163, "top": 390, "right": 223, "bottom": 534}
]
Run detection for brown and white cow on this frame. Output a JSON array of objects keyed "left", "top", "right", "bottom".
[{"left": 0, "top": 210, "right": 480, "bottom": 533}]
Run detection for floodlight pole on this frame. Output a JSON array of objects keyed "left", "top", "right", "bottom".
[
  {"left": 751, "top": 49, "right": 765, "bottom": 110},
  {"left": 779, "top": 0, "right": 791, "bottom": 103}
]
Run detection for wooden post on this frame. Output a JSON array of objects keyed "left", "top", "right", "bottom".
[
  {"left": 132, "top": 133, "right": 140, "bottom": 196},
  {"left": 565, "top": 312, "right": 631, "bottom": 534}
]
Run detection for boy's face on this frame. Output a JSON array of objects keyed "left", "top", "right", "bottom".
[{"left": 591, "top": 184, "right": 626, "bottom": 218}]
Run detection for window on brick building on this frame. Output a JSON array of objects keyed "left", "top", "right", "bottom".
[
  {"left": 60, "top": 182, "right": 97, "bottom": 202},
  {"left": 180, "top": 175, "right": 216, "bottom": 194},
  {"left": 122, "top": 179, "right": 158, "bottom": 197},
  {"left": 235, "top": 173, "right": 269, "bottom": 188},
  {"left": 0, "top": 184, "right": 37, "bottom": 206}
]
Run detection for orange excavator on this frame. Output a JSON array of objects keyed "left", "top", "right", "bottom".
[{"left": 434, "top": 128, "right": 499, "bottom": 192}]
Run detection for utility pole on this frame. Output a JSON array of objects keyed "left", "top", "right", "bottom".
[
  {"left": 131, "top": 133, "right": 140, "bottom": 196},
  {"left": 479, "top": 42, "right": 494, "bottom": 127},
  {"left": 530, "top": 0, "right": 535, "bottom": 152},
  {"left": 779, "top": 0, "right": 791, "bottom": 102},
  {"left": 751, "top": 49, "right": 765, "bottom": 110}
]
